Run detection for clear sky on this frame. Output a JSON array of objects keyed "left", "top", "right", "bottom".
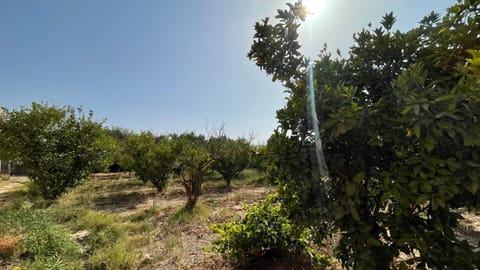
[{"left": 1, "top": 0, "right": 453, "bottom": 143}]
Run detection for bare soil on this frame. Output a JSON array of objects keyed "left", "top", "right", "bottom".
[
  {"left": 1, "top": 174, "right": 479, "bottom": 269},
  {"left": 143, "top": 185, "right": 274, "bottom": 270}
]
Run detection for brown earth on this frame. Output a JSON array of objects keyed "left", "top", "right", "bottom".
[{"left": 1, "top": 174, "right": 479, "bottom": 269}]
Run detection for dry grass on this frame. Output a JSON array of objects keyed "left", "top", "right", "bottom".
[
  {"left": 0, "top": 235, "right": 22, "bottom": 258},
  {"left": 47, "top": 171, "right": 275, "bottom": 269},
  {"left": 2, "top": 172, "right": 479, "bottom": 269},
  {"left": 457, "top": 210, "right": 480, "bottom": 249}
]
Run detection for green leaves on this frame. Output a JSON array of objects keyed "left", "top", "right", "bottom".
[
  {"left": 209, "top": 136, "right": 250, "bottom": 187},
  {"left": 381, "top": 12, "right": 397, "bottom": 31},
  {"left": 121, "top": 132, "right": 175, "bottom": 192},
  {"left": 0, "top": 103, "right": 110, "bottom": 199},
  {"left": 249, "top": 0, "right": 480, "bottom": 269},
  {"left": 210, "top": 194, "right": 331, "bottom": 269}
]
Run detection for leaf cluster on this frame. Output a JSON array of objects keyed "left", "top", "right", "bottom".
[
  {"left": 0, "top": 103, "right": 111, "bottom": 199},
  {"left": 211, "top": 194, "right": 331, "bottom": 269},
  {"left": 248, "top": 0, "right": 480, "bottom": 269},
  {"left": 209, "top": 136, "right": 250, "bottom": 187},
  {"left": 120, "top": 132, "right": 175, "bottom": 192}
]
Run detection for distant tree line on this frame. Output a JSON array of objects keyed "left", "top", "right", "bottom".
[{"left": 0, "top": 103, "right": 255, "bottom": 210}]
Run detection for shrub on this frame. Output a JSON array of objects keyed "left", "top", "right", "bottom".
[{"left": 211, "top": 194, "right": 331, "bottom": 269}]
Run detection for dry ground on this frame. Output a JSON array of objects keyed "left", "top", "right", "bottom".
[
  {"left": 87, "top": 175, "right": 276, "bottom": 269},
  {"left": 0, "top": 176, "right": 29, "bottom": 205},
  {"left": 1, "top": 173, "right": 479, "bottom": 269}
]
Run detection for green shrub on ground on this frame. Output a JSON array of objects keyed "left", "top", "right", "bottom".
[
  {"left": 0, "top": 206, "right": 80, "bottom": 269},
  {"left": 211, "top": 194, "right": 331, "bottom": 269}
]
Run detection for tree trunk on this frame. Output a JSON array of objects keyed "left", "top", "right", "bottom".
[{"left": 183, "top": 175, "right": 202, "bottom": 211}]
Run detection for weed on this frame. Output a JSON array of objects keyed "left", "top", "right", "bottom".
[
  {"left": 88, "top": 241, "right": 138, "bottom": 270},
  {"left": 0, "top": 234, "right": 23, "bottom": 258},
  {"left": 0, "top": 206, "right": 80, "bottom": 268},
  {"left": 129, "top": 207, "right": 159, "bottom": 222}
]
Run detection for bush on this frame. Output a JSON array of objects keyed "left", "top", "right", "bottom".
[{"left": 211, "top": 194, "right": 330, "bottom": 269}]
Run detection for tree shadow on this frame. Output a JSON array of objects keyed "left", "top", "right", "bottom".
[{"left": 92, "top": 190, "right": 156, "bottom": 212}]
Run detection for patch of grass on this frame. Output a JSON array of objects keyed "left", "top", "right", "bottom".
[
  {"left": 202, "top": 178, "right": 229, "bottom": 190},
  {"left": 0, "top": 206, "right": 81, "bottom": 269},
  {"left": 88, "top": 240, "right": 138, "bottom": 270},
  {"left": 45, "top": 178, "right": 157, "bottom": 269},
  {"left": 1, "top": 189, "right": 29, "bottom": 209},
  {"left": 91, "top": 177, "right": 146, "bottom": 193},
  {"left": 167, "top": 202, "right": 210, "bottom": 226},
  {"left": 76, "top": 210, "right": 121, "bottom": 231},
  {"left": 207, "top": 170, "right": 223, "bottom": 181},
  {"left": 165, "top": 229, "right": 183, "bottom": 253},
  {"left": 234, "top": 169, "right": 268, "bottom": 186},
  {"left": 22, "top": 256, "right": 76, "bottom": 270},
  {"left": 129, "top": 207, "right": 160, "bottom": 222},
  {"left": 161, "top": 203, "right": 211, "bottom": 258}
]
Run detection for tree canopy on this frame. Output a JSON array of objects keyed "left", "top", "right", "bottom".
[
  {"left": 0, "top": 103, "right": 111, "bottom": 199},
  {"left": 209, "top": 136, "right": 250, "bottom": 187},
  {"left": 248, "top": 0, "right": 480, "bottom": 268},
  {"left": 120, "top": 132, "right": 175, "bottom": 192}
]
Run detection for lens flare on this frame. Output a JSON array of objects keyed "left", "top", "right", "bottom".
[{"left": 303, "top": 0, "right": 324, "bottom": 16}]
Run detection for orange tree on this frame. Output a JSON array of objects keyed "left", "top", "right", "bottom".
[
  {"left": 209, "top": 136, "right": 250, "bottom": 187},
  {"left": 248, "top": 1, "right": 480, "bottom": 269},
  {"left": 0, "top": 103, "right": 111, "bottom": 199},
  {"left": 172, "top": 132, "right": 213, "bottom": 210},
  {"left": 120, "top": 132, "right": 175, "bottom": 192}
]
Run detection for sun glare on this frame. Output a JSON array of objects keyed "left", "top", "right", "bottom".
[{"left": 303, "top": 0, "right": 324, "bottom": 16}]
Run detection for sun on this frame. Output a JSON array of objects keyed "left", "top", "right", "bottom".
[{"left": 303, "top": 0, "right": 324, "bottom": 16}]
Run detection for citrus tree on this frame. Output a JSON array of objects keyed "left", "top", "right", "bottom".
[
  {"left": 172, "top": 132, "right": 213, "bottom": 210},
  {"left": 209, "top": 136, "right": 250, "bottom": 187},
  {"left": 121, "top": 132, "right": 175, "bottom": 192},
  {"left": 246, "top": 0, "right": 480, "bottom": 269},
  {"left": 0, "top": 103, "right": 111, "bottom": 199}
]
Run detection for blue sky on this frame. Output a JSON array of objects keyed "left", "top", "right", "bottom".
[{"left": 1, "top": 0, "right": 453, "bottom": 143}]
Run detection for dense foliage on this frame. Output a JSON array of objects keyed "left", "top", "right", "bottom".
[
  {"left": 172, "top": 133, "right": 213, "bottom": 210},
  {"left": 0, "top": 206, "right": 80, "bottom": 269},
  {"left": 120, "top": 132, "right": 175, "bottom": 192},
  {"left": 104, "top": 126, "right": 133, "bottom": 172},
  {"left": 209, "top": 136, "right": 250, "bottom": 187},
  {"left": 245, "top": 0, "right": 480, "bottom": 269},
  {"left": 211, "top": 194, "right": 331, "bottom": 269},
  {"left": 0, "top": 103, "right": 111, "bottom": 199}
]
